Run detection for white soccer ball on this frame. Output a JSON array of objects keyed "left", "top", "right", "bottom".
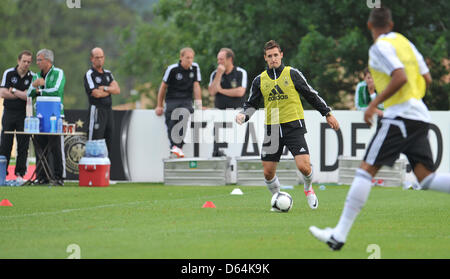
[{"left": 271, "top": 191, "right": 293, "bottom": 212}]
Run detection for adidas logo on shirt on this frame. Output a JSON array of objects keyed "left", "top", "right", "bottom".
[{"left": 268, "top": 85, "right": 289, "bottom": 101}]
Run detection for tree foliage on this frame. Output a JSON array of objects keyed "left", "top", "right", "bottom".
[
  {"left": 1, "top": 1, "right": 447, "bottom": 110},
  {"left": 119, "top": 0, "right": 449, "bottom": 110},
  {"left": 0, "top": 0, "right": 138, "bottom": 109}
]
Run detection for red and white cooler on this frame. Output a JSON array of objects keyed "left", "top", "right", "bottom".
[{"left": 78, "top": 157, "right": 110, "bottom": 187}]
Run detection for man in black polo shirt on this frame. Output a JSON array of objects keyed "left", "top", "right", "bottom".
[
  {"left": 84, "top": 47, "right": 121, "bottom": 155},
  {"left": 155, "top": 47, "right": 202, "bottom": 158},
  {"left": 208, "top": 48, "right": 247, "bottom": 109},
  {"left": 208, "top": 48, "right": 247, "bottom": 156},
  {"left": 0, "top": 50, "right": 33, "bottom": 181}
]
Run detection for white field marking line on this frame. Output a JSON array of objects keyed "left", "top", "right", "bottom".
[{"left": 0, "top": 189, "right": 260, "bottom": 220}]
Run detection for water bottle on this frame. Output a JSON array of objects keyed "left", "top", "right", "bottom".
[
  {"left": 84, "top": 141, "right": 88, "bottom": 157},
  {"left": 89, "top": 141, "right": 94, "bottom": 157},
  {"left": 84, "top": 141, "right": 90, "bottom": 157},
  {"left": 102, "top": 139, "right": 108, "bottom": 158},
  {"left": 87, "top": 140, "right": 95, "bottom": 157},
  {"left": 30, "top": 117, "right": 35, "bottom": 133},
  {"left": 34, "top": 117, "right": 40, "bottom": 133},
  {"left": 24, "top": 117, "right": 31, "bottom": 132},
  {"left": 50, "top": 115, "right": 57, "bottom": 133},
  {"left": 32, "top": 117, "right": 37, "bottom": 133},
  {"left": 97, "top": 140, "right": 103, "bottom": 157},
  {"left": 93, "top": 140, "right": 100, "bottom": 157},
  {"left": 29, "top": 117, "right": 39, "bottom": 133},
  {"left": 57, "top": 117, "right": 63, "bottom": 133},
  {"left": 27, "top": 117, "right": 33, "bottom": 133},
  {"left": 98, "top": 139, "right": 106, "bottom": 157},
  {"left": 90, "top": 141, "right": 95, "bottom": 157},
  {"left": 37, "top": 113, "right": 44, "bottom": 132}
]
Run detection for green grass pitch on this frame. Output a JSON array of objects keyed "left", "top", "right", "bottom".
[{"left": 0, "top": 183, "right": 448, "bottom": 259}]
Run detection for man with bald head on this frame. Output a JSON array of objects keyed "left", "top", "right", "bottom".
[{"left": 84, "top": 47, "right": 120, "bottom": 156}]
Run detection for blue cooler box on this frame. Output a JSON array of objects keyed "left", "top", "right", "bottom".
[{"left": 36, "top": 96, "right": 61, "bottom": 132}]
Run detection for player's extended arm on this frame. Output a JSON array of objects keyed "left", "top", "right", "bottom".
[
  {"left": 364, "top": 68, "right": 407, "bottom": 126},
  {"left": 291, "top": 68, "right": 331, "bottom": 116},
  {"left": 236, "top": 76, "right": 261, "bottom": 124}
]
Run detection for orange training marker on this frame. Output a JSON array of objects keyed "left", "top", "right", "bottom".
[
  {"left": 0, "top": 199, "right": 13, "bottom": 207},
  {"left": 202, "top": 201, "right": 216, "bottom": 208}
]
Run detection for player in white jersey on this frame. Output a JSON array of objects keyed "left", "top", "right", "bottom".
[{"left": 309, "top": 6, "right": 450, "bottom": 251}]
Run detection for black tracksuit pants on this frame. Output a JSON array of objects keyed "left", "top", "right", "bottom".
[
  {"left": 88, "top": 105, "right": 114, "bottom": 155},
  {"left": 164, "top": 99, "right": 193, "bottom": 149},
  {"left": 0, "top": 109, "right": 30, "bottom": 177}
]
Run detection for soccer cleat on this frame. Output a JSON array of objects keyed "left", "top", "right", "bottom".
[
  {"left": 170, "top": 146, "right": 185, "bottom": 158},
  {"left": 304, "top": 189, "right": 318, "bottom": 209},
  {"left": 309, "top": 226, "right": 345, "bottom": 251}
]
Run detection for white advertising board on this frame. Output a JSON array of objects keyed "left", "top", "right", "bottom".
[{"left": 126, "top": 109, "right": 450, "bottom": 184}]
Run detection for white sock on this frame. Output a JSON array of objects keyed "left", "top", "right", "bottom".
[
  {"left": 303, "top": 169, "right": 313, "bottom": 192},
  {"left": 265, "top": 176, "right": 280, "bottom": 195},
  {"left": 421, "top": 173, "right": 450, "bottom": 193},
  {"left": 333, "top": 168, "right": 373, "bottom": 242}
]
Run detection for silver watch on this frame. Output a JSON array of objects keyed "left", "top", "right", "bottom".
[
  {"left": 11, "top": 88, "right": 16, "bottom": 94},
  {"left": 103, "top": 86, "right": 108, "bottom": 92}
]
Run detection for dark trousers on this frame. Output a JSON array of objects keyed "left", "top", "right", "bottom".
[
  {"left": 88, "top": 105, "right": 114, "bottom": 155},
  {"left": 164, "top": 99, "right": 193, "bottom": 148},
  {"left": 0, "top": 109, "right": 30, "bottom": 176},
  {"left": 35, "top": 135, "right": 64, "bottom": 180}
]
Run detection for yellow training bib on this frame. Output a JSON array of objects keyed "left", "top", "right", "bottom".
[
  {"left": 369, "top": 33, "right": 426, "bottom": 108},
  {"left": 260, "top": 66, "right": 304, "bottom": 124}
]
